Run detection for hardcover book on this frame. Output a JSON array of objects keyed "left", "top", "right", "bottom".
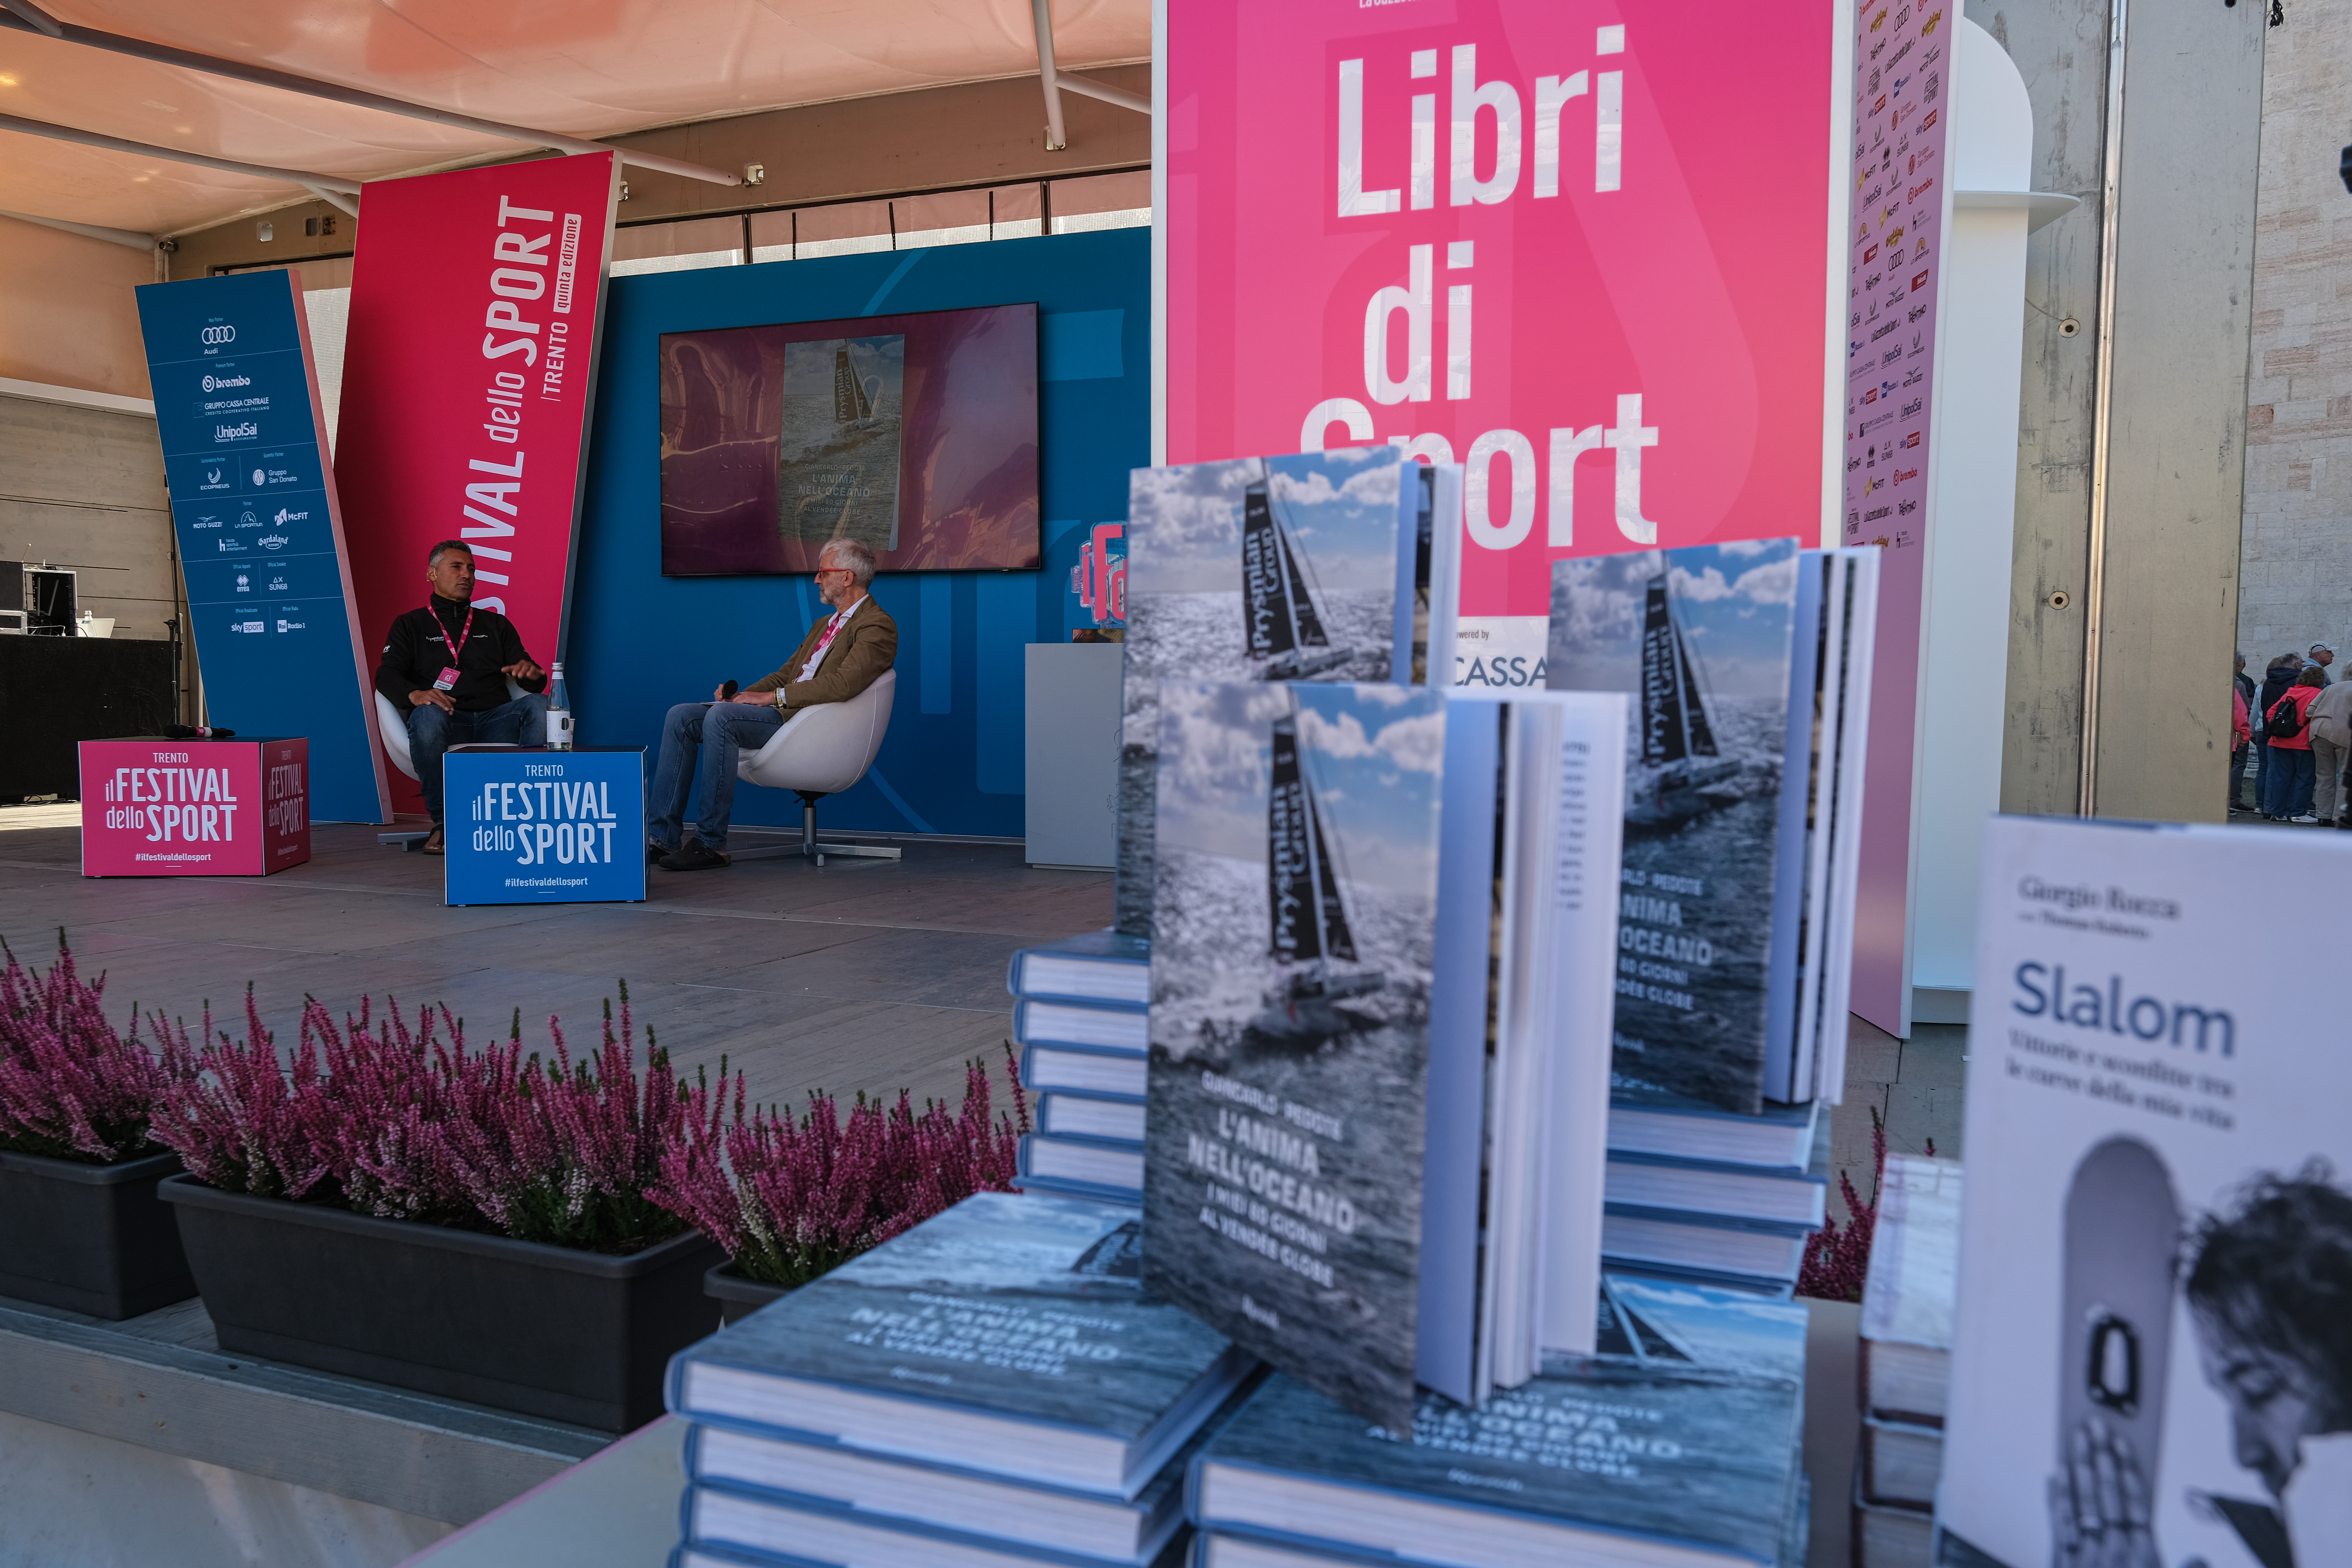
[
  {"left": 1021, "top": 1042, "right": 1147, "bottom": 1101},
  {"left": 1548, "top": 541, "right": 1801, "bottom": 1115},
  {"left": 667, "top": 1191, "right": 1251, "bottom": 1498},
  {"left": 1938, "top": 816, "right": 2352, "bottom": 1568},
  {"left": 1016, "top": 998, "right": 1152, "bottom": 1053},
  {"left": 1010, "top": 928, "right": 1153, "bottom": 1007},
  {"left": 1115, "top": 451, "right": 1419, "bottom": 939},
  {"left": 1857, "top": 1154, "right": 1958, "bottom": 1428},
  {"left": 1038, "top": 1092, "right": 1148, "bottom": 1144},
  {"left": 1188, "top": 1360, "right": 1803, "bottom": 1568}
]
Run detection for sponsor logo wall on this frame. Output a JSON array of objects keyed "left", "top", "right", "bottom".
[
  {"left": 1842, "top": 0, "right": 1954, "bottom": 1032},
  {"left": 134, "top": 270, "right": 387, "bottom": 823},
  {"left": 335, "top": 152, "right": 619, "bottom": 811},
  {"left": 1163, "top": 0, "right": 1842, "bottom": 678}
]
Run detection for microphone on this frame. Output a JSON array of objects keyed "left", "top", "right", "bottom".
[
  {"left": 720, "top": 680, "right": 739, "bottom": 699},
  {"left": 161, "top": 723, "right": 236, "bottom": 738}
]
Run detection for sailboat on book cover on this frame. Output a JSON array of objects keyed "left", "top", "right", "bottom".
[
  {"left": 1245, "top": 709, "right": 1385, "bottom": 1049},
  {"left": 1631, "top": 573, "right": 1744, "bottom": 829}
]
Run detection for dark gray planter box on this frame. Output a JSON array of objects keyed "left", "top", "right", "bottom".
[
  {"left": 160, "top": 1175, "right": 722, "bottom": 1431},
  {"left": 0, "top": 1148, "right": 196, "bottom": 1318},
  {"left": 703, "top": 1260, "right": 792, "bottom": 1325}
]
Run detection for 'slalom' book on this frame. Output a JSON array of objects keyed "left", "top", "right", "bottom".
[
  {"left": 665, "top": 1191, "right": 1254, "bottom": 1499},
  {"left": 1548, "top": 541, "right": 1801, "bottom": 1115},
  {"left": 1187, "top": 1359, "right": 1803, "bottom": 1568},
  {"left": 1115, "top": 450, "right": 1422, "bottom": 939},
  {"left": 1141, "top": 679, "right": 1627, "bottom": 1430},
  {"left": 1938, "top": 817, "right": 2352, "bottom": 1568}
]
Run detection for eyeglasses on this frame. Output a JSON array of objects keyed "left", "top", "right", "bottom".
[{"left": 814, "top": 567, "right": 853, "bottom": 579}]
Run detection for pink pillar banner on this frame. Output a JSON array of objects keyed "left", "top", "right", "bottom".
[
  {"left": 1842, "top": 1, "right": 1953, "bottom": 1035},
  {"left": 1165, "top": 0, "right": 1842, "bottom": 678},
  {"left": 335, "top": 153, "right": 619, "bottom": 811}
]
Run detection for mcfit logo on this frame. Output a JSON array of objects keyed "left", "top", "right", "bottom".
[{"left": 201, "top": 325, "right": 235, "bottom": 345}]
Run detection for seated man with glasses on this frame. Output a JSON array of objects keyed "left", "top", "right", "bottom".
[{"left": 649, "top": 537, "right": 898, "bottom": 871}]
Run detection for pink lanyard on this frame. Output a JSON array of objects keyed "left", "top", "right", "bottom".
[
  {"left": 809, "top": 606, "right": 850, "bottom": 663},
  {"left": 430, "top": 603, "right": 474, "bottom": 674}
]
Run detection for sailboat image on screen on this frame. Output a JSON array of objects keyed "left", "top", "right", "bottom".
[
  {"left": 1632, "top": 573, "right": 1743, "bottom": 830},
  {"left": 1242, "top": 476, "right": 1356, "bottom": 680},
  {"left": 1245, "top": 708, "right": 1385, "bottom": 1049}
]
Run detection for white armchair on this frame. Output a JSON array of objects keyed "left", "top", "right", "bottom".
[
  {"left": 375, "top": 679, "right": 533, "bottom": 782},
  {"left": 735, "top": 669, "right": 900, "bottom": 867}
]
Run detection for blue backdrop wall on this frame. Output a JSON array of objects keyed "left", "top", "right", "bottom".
[{"left": 568, "top": 228, "right": 1147, "bottom": 838}]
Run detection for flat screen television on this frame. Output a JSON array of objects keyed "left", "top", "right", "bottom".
[{"left": 658, "top": 302, "right": 1039, "bottom": 575}]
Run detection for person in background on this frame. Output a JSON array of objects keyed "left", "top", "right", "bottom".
[
  {"left": 2308, "top": 672, "right": 2352, "bottom": 827},
  {"left": 374, "top": 540, "right": 549, "bottom": 855},
  {"left": 2232, "top": 652, "right": 2258, "bottom": 813},
  {"left": 2263, "top": 666, "right": 2325, "bottom": 823},
  {"left": 646, "top": 537, "right": 898, "bottom": 871},
  {"left": 2257, "top": 654, "right": 2305, "bottom": 817},
  {"left": 2310, "top": 641, "right": 2336, "bottom": 684}
]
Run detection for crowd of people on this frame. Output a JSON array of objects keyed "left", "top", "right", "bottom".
[{"left": 2233, "top": 642, "right": 2352, "bottom": 825}]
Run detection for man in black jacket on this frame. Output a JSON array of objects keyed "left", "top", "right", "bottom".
[{"left": 373, "top": 540, "right": 549, "bottom": 853}]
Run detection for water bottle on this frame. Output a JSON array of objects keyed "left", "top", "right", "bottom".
[{"left": 545, "top": 663, "right": 574, "bottom": 750}]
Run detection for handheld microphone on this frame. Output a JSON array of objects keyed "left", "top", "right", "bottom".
[{"left": 720, "top": 680, "right": 739, "bottom": 699}]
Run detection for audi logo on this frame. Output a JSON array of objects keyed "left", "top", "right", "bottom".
[{"left": 201, "top": 325, "right": 236, "bottom": 345}]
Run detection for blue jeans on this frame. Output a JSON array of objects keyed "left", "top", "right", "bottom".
[
  {"left": 648, "top": 701, "right": 783, "bottom": 850},
  {"left": 2263, "top": 744, "right": 2316, "bottom": 818},
  {"left": 407, "top": 694, "right": 549, "bottom": 823}
]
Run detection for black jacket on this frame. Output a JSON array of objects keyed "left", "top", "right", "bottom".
[
  {"left": 374, "top": 596, "right": 547, "bottom": 716},
  {"left": 2258, "top": 667, "right": 2301, "bottom": 736}
]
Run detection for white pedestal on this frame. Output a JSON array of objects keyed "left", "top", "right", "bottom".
[{"left": 1023, "top": 642, "right": 1123, "bottom": 869}]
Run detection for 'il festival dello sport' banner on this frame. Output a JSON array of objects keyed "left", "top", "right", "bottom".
[
  {"left": 133, "top": 269, "right": 387, "bottom": 824},
  {"left": 335, "top": 152, "right": 620, "bottom": 811},
  {"left": 1162, "top": 0, "right": 1850, "bottom": 676}
]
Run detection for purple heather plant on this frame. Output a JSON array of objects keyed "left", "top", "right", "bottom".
[
  {"left": 648, "top": 1044, "right": 1029, "bottom": 1288},
  {"left": 149, "top": 980, "right": 695, "bottom": 1253},
  {"left": 0, "top": 933, "right": 186, "bottom": 1164},
  {"left": 1796, "top": 1106, "right": 1937, "bottom": 1303}
]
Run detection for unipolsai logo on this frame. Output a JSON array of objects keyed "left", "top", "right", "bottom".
[{"left": 201, "top": 325, "right": 235, "bottom": 345}]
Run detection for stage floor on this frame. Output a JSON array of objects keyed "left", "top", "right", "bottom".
[{"left": 0, "top": 812, "right": 1110, "bottom": 1116}]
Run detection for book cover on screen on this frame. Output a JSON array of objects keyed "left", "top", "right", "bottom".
[
  {"left": 1189, "top": 1360, "right": 1801, "bottom": 1568},
  {"left": 668, "top": 1191, "right": 1245, "bottom": 1492},
  {"left": 1547, "top": 541, "right": 1800, "bottom": 1115},
  {"left": 1937, "top": 817, "right": 2352, "bottom": 1568},
  {"left": 1141, "top": 679, "right": 1447, "bottom": 1432},
  {"left": 1113, "top": 451, "right": 1418, "bottom": 938}
]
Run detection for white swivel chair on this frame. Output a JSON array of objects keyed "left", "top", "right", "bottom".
[
  {"left": 735, "top": 669, "right": 901, "bottom": 867},
  {"left": 375, "top": 681, "right": 532, "bottom": 848}
]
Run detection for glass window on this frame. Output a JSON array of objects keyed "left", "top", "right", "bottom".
[{"left": 610, "top": 216, "right": 746, "bottom": 276}]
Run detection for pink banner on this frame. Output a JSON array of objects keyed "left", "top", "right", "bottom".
[
  {"left": 336, "top": 153, "right": 619, "bottom": 808},
  {"left": 1165, "top": 0, "right": 1841, "bottom": 672},
  {"left": 1842, "top": 0, "right": 1951, "bottom": 1034},
  {"left": 80, "top": 738, "right": 309, "bottom": 877}
]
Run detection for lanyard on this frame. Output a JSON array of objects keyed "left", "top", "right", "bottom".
[
  {"left": 810, "top": 606, "right": 850, "bottom": 660},
  {"left": 429, "top": 602, "right": 475, "bottom": 668}
]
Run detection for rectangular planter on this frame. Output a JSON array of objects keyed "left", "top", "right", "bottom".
[
  {"left": 0, "top": 1148, "right": 197, "bottom": 1318},
  {"left": 160, "top": 1175, "right": 722, "bottom": 1431},
  {"left": 703, "top": 1260, "right": 792, "bottom": 1326}
]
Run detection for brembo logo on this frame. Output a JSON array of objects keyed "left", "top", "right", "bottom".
[{"left": 201, "top": 325, "right": 236, "bottom": 345}]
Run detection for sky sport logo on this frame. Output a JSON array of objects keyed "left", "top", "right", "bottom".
[{"left": 201, "top": 325, "right": 235, "bottom": 345}]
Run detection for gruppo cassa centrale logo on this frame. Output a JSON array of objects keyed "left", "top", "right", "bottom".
[{"left": 201, "top": 324, "right": 235, "bottom": 345}]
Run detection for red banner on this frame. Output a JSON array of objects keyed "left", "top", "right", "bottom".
[{"left": 336, "top": 153, "right": 619, "bottom": 803}]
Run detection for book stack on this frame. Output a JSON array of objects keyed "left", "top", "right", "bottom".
[
  {"left": 1184, "top": 1276, "right": 1813, "bottom": 1567},
  {"left": 1850, "top": 1154, "right": 1959, "bottom": 1567},
  {"left": 1011, "top": 928, "right": 1152, "bottom": 1205},
  {"left": 1548, "top": 544, "right": 1883, "bottom": 1297},
  {"left": 663, "top": 1191, "right": 1260, "bottom": 1568}
]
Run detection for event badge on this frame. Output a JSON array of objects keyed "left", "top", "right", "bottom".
[{"left": 433, "top": 667, "right": 460, "bottom": 691}]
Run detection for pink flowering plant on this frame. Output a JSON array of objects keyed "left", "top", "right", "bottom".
[
  {"left": 1796, "top": 1106, "right": 1935, "bottom": 1302},
  {"left": 150, "top": 980, "right": 697, "bottom": 1254},
  {"left": 647, "top": 1046, "right": 1029, "bottom": 1288},
  {"left": 0, "top": 933, "right": 183, "bottom": 1164}
]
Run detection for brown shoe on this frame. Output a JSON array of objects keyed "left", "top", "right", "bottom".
[{"left": 422, "top": 825, "right": 445, "bottom": 856}]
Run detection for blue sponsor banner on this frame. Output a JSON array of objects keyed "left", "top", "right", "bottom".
[
  {"left": 134, "top": 271, "right": 387, "bottom": 823},
  {"left": 443, "top": 747, "right": 645, "bottom": 905}
]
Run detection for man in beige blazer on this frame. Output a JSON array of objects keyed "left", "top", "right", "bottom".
[{"left": 648, "top": 538, "right": 899, "bottom": 870}]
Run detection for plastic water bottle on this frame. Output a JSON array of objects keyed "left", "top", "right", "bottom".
[{"left": 545, "top": 663, "right": 573, "bottom": 750}]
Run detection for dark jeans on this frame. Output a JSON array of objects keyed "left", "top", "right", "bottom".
[
  {"left": 648, "top": 700, "right": 783, "bottom": 850},
  {"left": 407, "top": 694, "right": 550, "bottom": 824},
  {"left": 2263, "top": 744, "right": 2316, "bottom": 818},
  {"left": 2230, "top": 743, "right": 2249, "bottom": 810}
]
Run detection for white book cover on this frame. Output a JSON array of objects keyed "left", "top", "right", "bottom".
[{"left": 1939, "top": 816, "right": 2352, "bottom": 1568}]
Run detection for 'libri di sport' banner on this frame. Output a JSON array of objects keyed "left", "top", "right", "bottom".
[
  {"left": 335, "top": 152, "right": 618, "bottom": 804},
  {"left": 1164, "top": 0, "right": 1848, "bottom": 678}
]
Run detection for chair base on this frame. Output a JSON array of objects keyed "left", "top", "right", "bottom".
[{"left": 796, "top": 792, "right": 901, "bottom": 868}]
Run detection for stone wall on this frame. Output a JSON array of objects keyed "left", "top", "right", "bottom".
[{"left": 2239, "top": 7, "right": 2352, "bottom": 672}]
